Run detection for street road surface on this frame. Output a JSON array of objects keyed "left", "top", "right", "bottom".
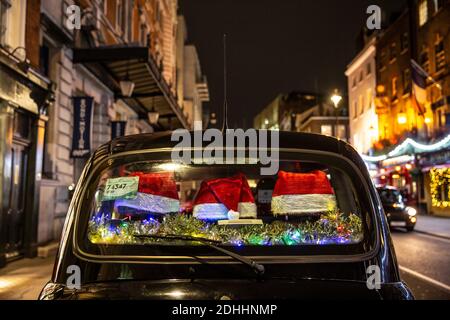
[{"left": 392, "top": 229, "right": 450, "bottom": 300}]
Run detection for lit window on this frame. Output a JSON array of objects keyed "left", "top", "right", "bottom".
[
  {"left": 366, "top": 63, "right": 372, "bottom": 76},
  {"left": 366, "top": 89, "right": 373, "bottom": 109},
  {"left": 336, "top": 125, "right": 347, "bottom": 140},
  {"left": 321, "top": 125, "right": 333, "bottom": 136},
  {"left": 358, "top": 95, "right": 364, "bottom": 115},
  {"left": 419, "top": 0, "right": 428, "bottom": 26},
  {"left": 392, "top": 77, "right": 398, "bottom": 98}
]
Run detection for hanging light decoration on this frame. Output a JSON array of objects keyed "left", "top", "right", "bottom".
[
  {"left": 119, "top": 61, "right": 135, "bottom": 97},
  {"left": 147, "top": 96, "right": 160, "bottom": 124}
]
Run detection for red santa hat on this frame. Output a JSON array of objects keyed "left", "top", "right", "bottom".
[
  {"left": 271, "top": 170, "right": 336, "bottom": 215},
  {"left": 115, "top": 172, "right": 180, "bottom": 214},
  {"left": 193, "top": 173, "right": 257, "bottom": 220}
]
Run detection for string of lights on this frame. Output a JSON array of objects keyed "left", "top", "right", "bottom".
[{"left": 361, "top": 133, "right": 450, "bottom": 163}]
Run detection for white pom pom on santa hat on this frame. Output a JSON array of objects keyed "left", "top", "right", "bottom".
[
  {"left": 271, "top": 170, "right": 337, "bottom": 215},
  {"left": 193, "top": 173, "right": 257, "bottom": 220}
]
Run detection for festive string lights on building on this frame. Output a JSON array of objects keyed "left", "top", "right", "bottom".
[
  {"left": 361, "top": 133, "right": 450, "bottom": 163},
  {"left": 430, "top": 168, "right": 450, "bottom": 209}
]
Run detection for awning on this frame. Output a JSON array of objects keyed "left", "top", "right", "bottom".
[{"left": 73, "top": 46, "right": 188, "bottom": 130}]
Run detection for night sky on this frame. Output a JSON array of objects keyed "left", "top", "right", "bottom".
[{"left": 180, "top": 0, "right": 406, "bottom": 128}]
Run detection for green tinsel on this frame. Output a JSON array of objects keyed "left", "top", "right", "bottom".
[{"left": 88, "top": 210, "right": 363, "bottom": 246}]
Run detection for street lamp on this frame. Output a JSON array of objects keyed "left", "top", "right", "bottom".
[
  {"left": 331, "top": 89, "right": 342, "bottom": 138},
  {"left": 147, "top": 97, "right": 160, "bottom": 124},
  {"left": 331, "top": 89, "right": 342, "bottom": 109},
  {"left": 119, "top": 73, "right": 135, "bottom": 97}
]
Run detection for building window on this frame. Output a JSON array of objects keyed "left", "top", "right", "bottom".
[
  {"left": 401, "top": 33, "right": 409, "bottom": 52},
  {"left": 380, "top": 49, "right": 386, "bottom": 70},
  {"left": 352, "top": 77, "right": 357, "bottom": 88},
  {"left": 419, "top": 0, "right": 428, "bottom": 26},
  {"left": 437, "top": 109, "right": 443, "bottom": 127},
  {"left": 433, "top": 0, "right": 444, "bottom": 13},
  {"left": 389, "top": 42, "right": 397, "bottom": 62},
  {"left": 420, "top": 47, "right": 430, "bottom": 73},
  {"left": 358, "top": 95, "right": 364, "bottom": 115},
  {"left": 336, "top": 125, "right": 347, "bottom": 140},
  {"left": 435, "top": 33, "right": 446, "bottom": 72},
  {"left": 116, "top": 0, "right": 126, "bottom": 32},
  {"left": 0, "top": 0, "right": 11, "bottom": 46},
  {"left": 98, "top": 0, "right": 106, "bottom": 13},
  {"left": 321, "top": 125, "right": 333, "bottom": 136},
  {"left": 1, "top": 0, "right": 26, "bottom": 51},
  {"left": 366, "top": 89, "right": 373, "bottom": 110},
  {"left": 403, "top": 69, "right": 411, "bottom": 92},
  {"left": 353, "top": 101, "right": 358, "bottom": 119},
  {"left": 366, "top": 62, "right": 372, "bottom": 76},
  {"left": 140, "top": 23, "right": 148, "bottom": 46},
  {"left": 392, "top": 77, "right": 398, "bottom": 98}
]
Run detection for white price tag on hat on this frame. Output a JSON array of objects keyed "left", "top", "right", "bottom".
[{"left": 103, "top": 176, "right": 139, "bottom": 201}]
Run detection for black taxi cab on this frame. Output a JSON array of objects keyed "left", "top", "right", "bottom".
[{"left": 39, "top": 131, "right": 413, "bottom": 300}]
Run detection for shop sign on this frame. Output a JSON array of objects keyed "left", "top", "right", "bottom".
[
  {"left": 419, "top": 150, "right": 450, "bottom": 168},
  {"left": 71, "top": 96, "right": 93, "bottom": 158},
  {"left": 381, "top": 155, "right": 414, "bottom": 168}
]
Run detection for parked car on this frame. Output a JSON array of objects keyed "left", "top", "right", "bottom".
[
  {"left": 376, "top": 186, "right": 417, "bottom": 232},
  {"left": 40, "top": 131, "right": 413, "bottom": 300}
]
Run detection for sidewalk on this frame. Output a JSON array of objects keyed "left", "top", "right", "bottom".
[
  {"left": 0, "top": 255, "right": 55, "bottom": 300},
  {"left": 415, "top": 214, "right": 450, "bottom": 239}
]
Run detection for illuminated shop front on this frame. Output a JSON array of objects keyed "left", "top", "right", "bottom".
[{"left": 363, "top": 135, "right": 450, "bottom": 217}]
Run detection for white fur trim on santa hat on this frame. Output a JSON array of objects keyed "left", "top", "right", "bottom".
[
  {"left": 115, "top": 192, "right": 180, "bottom": 214},
  {"left": 272, "top": 194, "right": 336, "bottom": 215},
  {"left": 193, "top": 203, "right": 229, "bottom": 220},
  {"left": 237, "top": 202, "right": 257, "bottom": 218}
]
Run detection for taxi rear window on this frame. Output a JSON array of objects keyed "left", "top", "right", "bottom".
[{"left": 76, "top": 156, "right": 370, "bottom": 257}]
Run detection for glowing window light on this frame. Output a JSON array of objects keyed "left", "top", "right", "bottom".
[{"left": 397, "top": 113, "right": 407, "bottom": 125}]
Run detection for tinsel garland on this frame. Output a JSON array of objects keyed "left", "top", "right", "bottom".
[{"left": 88, "top": 210, "right": 363, "bottom": 246}]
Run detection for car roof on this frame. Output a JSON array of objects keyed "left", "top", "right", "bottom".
[
  {"left": 99, "top": 130, "right": 347, "bottom": 155},
  {"left": 91, "top": 131, "right": 368, "bottom": 178}
]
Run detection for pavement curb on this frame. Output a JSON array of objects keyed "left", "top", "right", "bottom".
[{"left": 414, "top": 229, "right": 450, "bottom": 241}]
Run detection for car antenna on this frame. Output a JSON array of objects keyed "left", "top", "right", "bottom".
[{"left": 221, "top": 34, "right": 229, "bottom": 132}]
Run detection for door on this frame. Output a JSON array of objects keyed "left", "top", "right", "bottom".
[{"left": 4, "top": 111, "right": 31, "bottom": 259}]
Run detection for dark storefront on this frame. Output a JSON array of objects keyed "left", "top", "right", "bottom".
[{"left": 0, "top": 51, "right": 53, "bottom": 267}]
